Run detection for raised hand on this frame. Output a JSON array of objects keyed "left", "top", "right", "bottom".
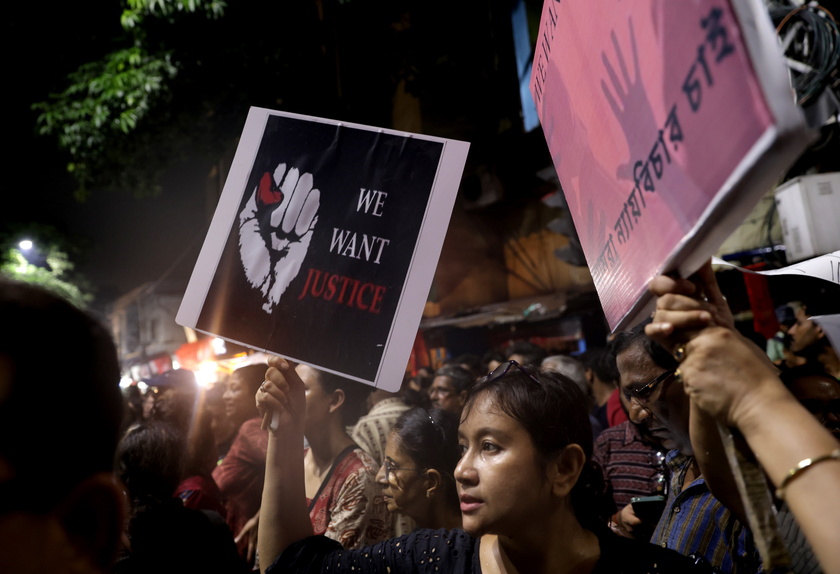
[
  {"left": 234, "top": 510, "right": 260, "bottom": 565},
  {"left": 680, "top": 327, "right": 787, "bottom": 429},
  {"left": 256, "top": 356, "right": 306, "bottom": 436},
  {"left": 610, "top": 503, "right": 642, "bottom": 539},
  {"left": 239, "top": 163, "right": 320, "bottom": 313},
  {"left": 645, "top": 260, "right": 735, "bottom": 349}
]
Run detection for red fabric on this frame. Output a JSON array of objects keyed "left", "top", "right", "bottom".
[
  {"left": 409, "top": 330, "right": 431, "bottom": 375},
  {"left": 606, "top": 388, "right": 629, "bottom": 427},
  {"left": 742, "top": 266, "right": 779, "bottom": 340},
  {"left": 305, "top": 447, "right": 390, "bottom": 549},
  {"left": 175, "top": 474, "right": 225, "bottom": 516},
  {"left": 211, "top": 417, "right": 268, "bottom": 554}
]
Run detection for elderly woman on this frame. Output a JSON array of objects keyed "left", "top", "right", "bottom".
[{"left": 376, "top": 407, "right": 462, "bottom": 531}]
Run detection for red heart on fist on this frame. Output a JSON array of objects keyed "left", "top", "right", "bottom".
[{"left": 257, "top": 172, "right": 284, "bottom": 207}]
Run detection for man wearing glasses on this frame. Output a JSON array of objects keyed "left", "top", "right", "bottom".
[
  {"left": 610, "top": 323, "right": 762, "bottom": 574},
  {"left": 428, "top": 365, "right": 474, "bottom": 415}
]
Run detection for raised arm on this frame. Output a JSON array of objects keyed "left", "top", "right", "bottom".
[
  {"left": 645, "top": 260, "right": 735, "bottom": 339},
  {"left": 679, "top": 327, "right": 840, "bottom": 572},
  {"left": 256, "top": 357, "right": 313, "bottom": 573},
  {"left": 645, "top": 261, "right": 749, "bottom": 524},
  {"left": 645, "top": 261, "right": 840, "bottom": 571}
]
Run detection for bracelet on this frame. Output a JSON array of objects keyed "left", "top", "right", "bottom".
[{"left": 775, "top": 448, "right": 840, "bottom": 500}]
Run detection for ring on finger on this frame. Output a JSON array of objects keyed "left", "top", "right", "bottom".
[
  {"left": 673, "top": 344, "right": 687, "bottom": 362},
  {"left": 259, "top": 381, "right": 268, "bottom": 392},
  {"left": 674, "top": 369, "right": 683, "bottom": 384}
]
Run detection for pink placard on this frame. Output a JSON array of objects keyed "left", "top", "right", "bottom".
[{"left": 531, "top": 0, "right": 810, "bottom": 330}]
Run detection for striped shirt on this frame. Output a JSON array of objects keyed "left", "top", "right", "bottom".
[
  {"left": 652, "top": 451, "right": 763, "bottom": 574},
  {"left": 593, "top": 420, "right": 667, "bottom": 510}
]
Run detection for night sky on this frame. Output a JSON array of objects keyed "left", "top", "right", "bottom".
[
  {"left": 5, "top": 0, "right": 509, "bottom": 304},
  {"left": 6, "top": 3, "right": 225, "bottom": 301},
  {"left": 6, "top": 1, "right": 839, "bottom": 312}
]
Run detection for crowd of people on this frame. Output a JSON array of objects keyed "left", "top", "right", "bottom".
[{"left": 2, "top": 262, "right": 839, "bottom": 573}]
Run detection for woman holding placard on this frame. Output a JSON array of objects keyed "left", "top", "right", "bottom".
[{"left": 255, "top": 358, "right": 715, "bottom": 574}]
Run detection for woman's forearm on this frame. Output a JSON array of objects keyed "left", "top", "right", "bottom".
[
  {"left": 738, "top": 390, "right": 840, "bottom": 572},
  {"left": 689, "top": 402, "right": 749, "bottom": 526},
  {"left": 258, "top": 427, "right": 313, "bottom": 574}
]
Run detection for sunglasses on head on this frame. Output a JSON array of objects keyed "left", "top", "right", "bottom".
[{"left": 482, "top": 360, "right": 541, "bottom": 386}]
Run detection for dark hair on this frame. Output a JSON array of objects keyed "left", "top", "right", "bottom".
[
  {"left": 481, "top": 351, "right": 506, "bottom": 371},
  {"left": 451, "top": 353, "right": 483, "bottom": 379},
  {"left": 316, "top": 369, "right": 371, "bottom": 427},
  {"left": 434, "top": 365, "right": 475, "bottom": 394},
  {"left": 503, "top": 340, "right": 548, "bottom": 367},
  {"left": 122, "top": 385, "right": 145, "bottom": 431},
  {"left": 392, "top": 408, "right": 461, "bottom": 507},
  {"left": 116, "top": 421, "right": 185, "bottom": 510},
  {"left": 800, "top": 284, "right": 840, "bottom": 317},
  {"left": 0, "top": 279, "right": 123, "bottom": 512},
  {"left": 463, "top": 364, "right": 612, "bottom": 528},
  {"left": 608, "top": 320, "right": 678, "bottom": 374},
  {"left": 775, "top": 304, "right": 796, "bottom": 328},
  {"left": 233, "top": 363, "right": 269, "bottom": 395},
  {"left": 578, "top": 347, "right": 619, "bottom": 385},
  {"left": 402, "top": 370, "right": 432, "bottom": 409}
]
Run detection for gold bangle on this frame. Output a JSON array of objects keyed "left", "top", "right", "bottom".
[{"left": 775, "top": 448, "right": 840, "bottom": 500}]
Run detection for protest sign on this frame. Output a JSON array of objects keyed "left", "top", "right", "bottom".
[
  {"left": 530, "top": 0, "right": 817, "bottom": 330},
  {"left": 177, "top": 108, "right": 469, "bottom": 390}
]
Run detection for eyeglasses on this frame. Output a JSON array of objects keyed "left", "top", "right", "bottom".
[
  {"left": 384, "top": 460, "right": 422, "bottom": 483},
  {"left": 482, "top": 360, "right": 541, "bottom": 386},
  {"left": 624, "top": 369, "right": 676, "bottom": 405}
]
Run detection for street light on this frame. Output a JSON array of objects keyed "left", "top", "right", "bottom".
[{"left": 16, "top": 239, "right": 51, "bottom": 270}]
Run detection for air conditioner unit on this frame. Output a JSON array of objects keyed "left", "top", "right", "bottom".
[{"left": 775, "top": 172, "right": 840, "bottom": 263}]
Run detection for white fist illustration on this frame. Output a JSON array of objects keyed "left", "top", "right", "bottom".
[{"left": 238, "top": 163, "right": 320, "bottom": 313}]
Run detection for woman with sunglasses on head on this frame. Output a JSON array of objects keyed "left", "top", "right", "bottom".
[
  {"left": 256, "top": 357, "right": 715, "bottom": 574},
  {"left": 376, "top": 407, "right": 462, "bottom": 531}
]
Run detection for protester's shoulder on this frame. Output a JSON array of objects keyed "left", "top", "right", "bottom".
[
  {"left": 349, "top": 447, "right": 380, "bottom": 475},
  {"left": 239, "top": 417, "right": 269, "bottom": 448},
  {"left": 598, "top": 528, "right": 718, "bottom": 573},
  {"left": 367, "top": 529, "right": 478, "bottom": 570},
  {"left": 594, "top": 422, "right": 631, "bottom": 455},
  {"left": 375, "top": 397, "right": 411, "bottom": 416},
  {"left": 218, "top": 417, "right": 268, "bottom": 461},
  {"left": 594, "top": 423, "right": 623, "bottom": 447},
  {"left": 328, "top": 449, "right": 379, "bottom": 497},
  {"left": 269, "top": 530, "right": 477, "bottom": 574},
  {"left": 240, "top": 416, "right": 265, "bottom": 434}
]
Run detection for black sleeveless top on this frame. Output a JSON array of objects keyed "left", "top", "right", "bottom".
[{"left": 267, "top": 526, "right": 717, "bottom": 574}]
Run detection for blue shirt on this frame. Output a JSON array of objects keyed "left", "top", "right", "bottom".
[{"left": 652, "top": 450, "right": 763, "bottom": 574}]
